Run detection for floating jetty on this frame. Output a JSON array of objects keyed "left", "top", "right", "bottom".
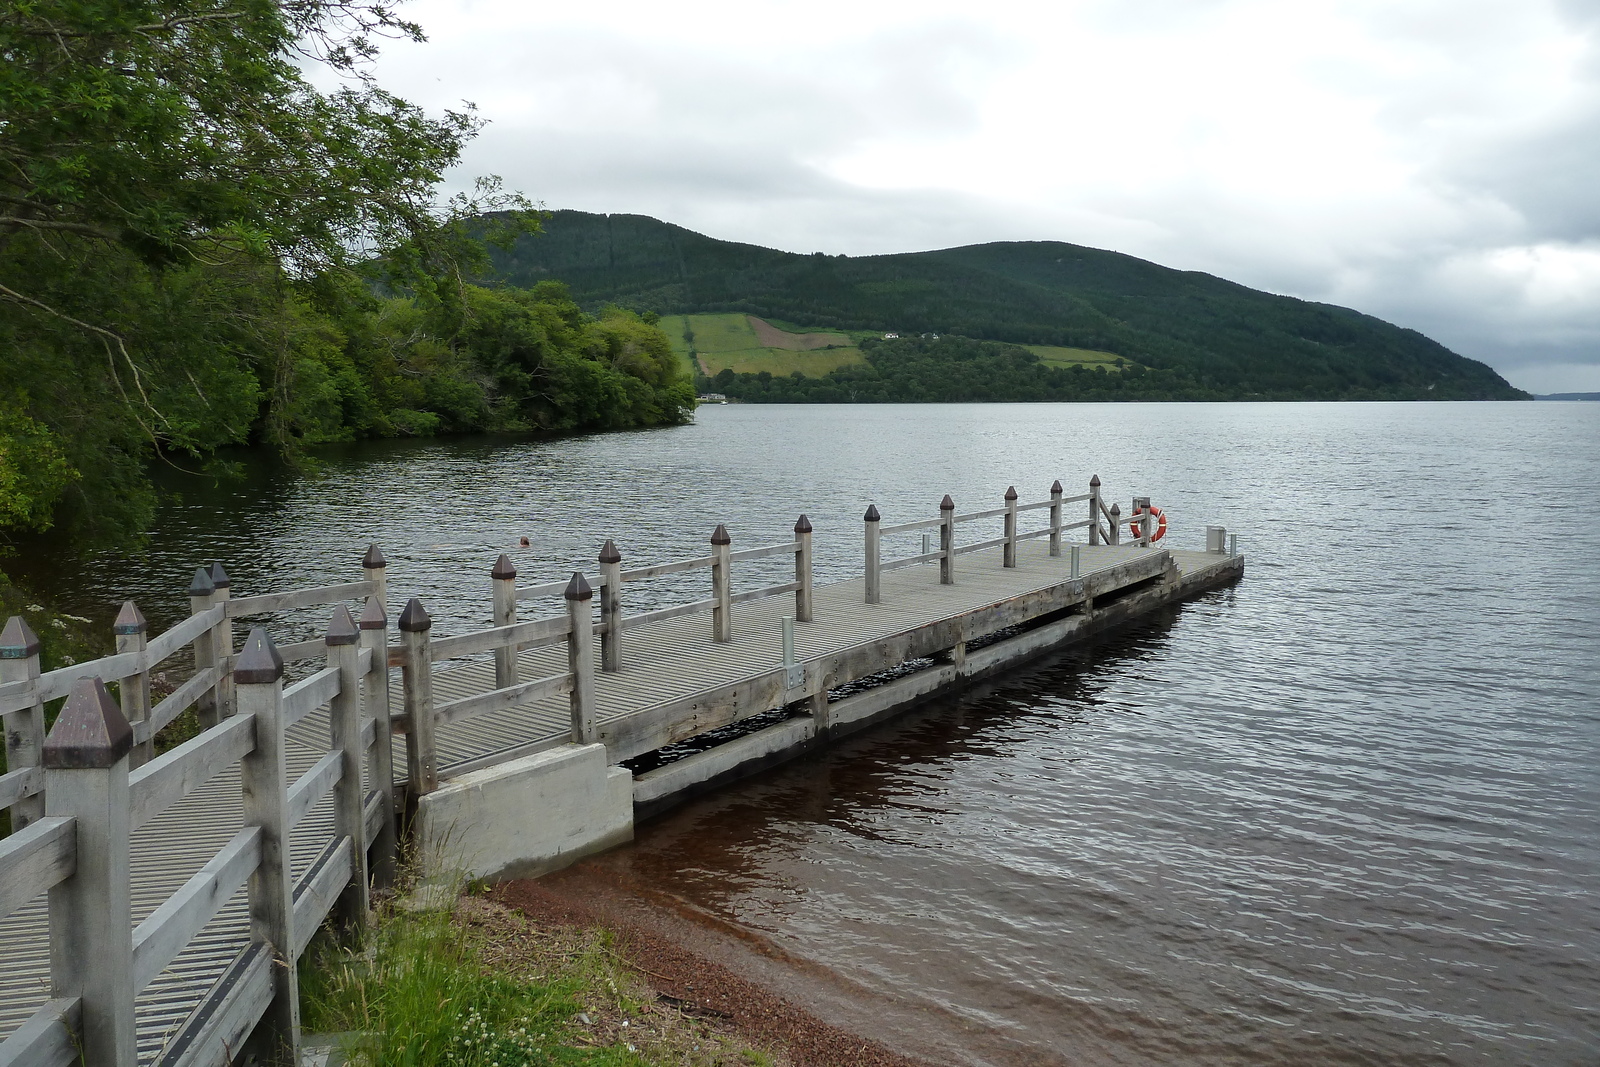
[{"left": 0, "top": 476, "right": 1242, "bottom": 1066}]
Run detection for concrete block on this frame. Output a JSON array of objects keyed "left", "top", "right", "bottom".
[{"left": 415, "top": 743, "right": 632, "bottom": 882}]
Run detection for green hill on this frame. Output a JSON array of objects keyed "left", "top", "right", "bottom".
[{"left": 485, "top": 210, "right": 1526, "bottom": 401}]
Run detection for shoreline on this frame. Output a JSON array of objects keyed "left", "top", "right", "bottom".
[{"left": 491, "top": 871, "right": 957, "bottom": 1067}]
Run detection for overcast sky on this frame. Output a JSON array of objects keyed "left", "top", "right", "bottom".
[{"left": 364, "top": 0, "right": 1600, "bottom": 393}]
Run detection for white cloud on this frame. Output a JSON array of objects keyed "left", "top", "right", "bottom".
[{"left": 357, "top": 0, "right": 1600, "bottom": 390}]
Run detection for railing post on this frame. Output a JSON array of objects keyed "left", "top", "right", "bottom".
[
  {"left": 1003, "top": 486, "right": 1019, "bottom": 568},
  {"left": 362, "top": 543, "right": 388, "bottom": 613},
  {"left": 1088, "top": 475, "right": 1102, "bottom": 546},
  {"left": 863, "top": 505, "right": 881, "bottom": 605},
  {"left": 598, "top": 540, "right": 623, "bottom": 672},
  {"left": 42, "top": 678, "right": 137, "bottom": 1067},
  {"left": 794, "top": 515, "right": 814, "bottom": 623},
  {"left": 1071, "top": 544, "right": 1081, "bottom": 579},
  {"left": 325, "top": 606, "right": 370, "bottom": 932},
  {"left": 234, "top": 629, "right": 299, "bottom": 1064},
  {"left": 1, "top": 616, "right": 46, "bottom": 829},
  {"left": 1133, "top": 496, "right": 1152, "bottom": 547},
  {"left": 939, "top": 495, "right": 956, "bottom": 585},
  {"left": 491, "top": 554, "right": 519, "bottom": 689},
  {"left": 187, "top": 568, "right": 221, "bottom": 730},
  {"left": 1049, "top": 479, "right": 1064, "bottom": 557},
  {"left": 1108, "top": 502, "right": 1122, "bottom": 546},
  {"left": 711, "top": 524, "right": 732, "bottom": 643},
  {"left": 564, "top": 573, "right": 596, "bottom": 744},
  {"left": 113, "top": 601, "right": 152, "bottom": 767},
  {"left": 359, "top": 596, "right": 398, "bottom": 891},
  {"left": 209, "top": 562, "right": 234, "bottom": 718},
  {"left": 398, "top": 598, "right": 438, "bottom": 796}
]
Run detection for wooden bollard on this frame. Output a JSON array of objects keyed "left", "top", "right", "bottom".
[
  {"left": 863, "top": 505, "right": 881, "bottom": 605},
  {"left": 564, "top": 573, "right": 596, "bottom": 743},
  {"left": 362, "top": 543, "right": 388, "bottom": 612},
  {"left": 1108, "top": 502, "right": 1122, "bottom": 546},
  {"left": 1088, "top": 475, "right": 1102, "bottom": 546},
  {"left": 187, "top": 568, "right": 221, "bottom": 730},
  {"left": 325, "top": 606, "right": 370, "bottom": 931},
  {"left": 113, "top": 601, "right": 152, "bottom": 767},
  {"left": 939, "top": 495, "right": 956, "bottom": 585},
  {"left": 42, "top": 677, "right": 137, "bottom": 1067},
  {"left": 598, "top": 540, "right": 623, "bottom": 672},
  {"left": 794, "top": 515, "right": 814, "bottom": 623},
  {"left": 491, "top": 554, "right": 519, "bottom": 689},
  {"left": 711, "top": 524, "right": 732, "bottom": 643},
  {"left": 1049, "top": 479, "right": 1064, "bottom": 557},
  {"left": 358, "top": 596, "right": 397, "bottom": 890},
  {"left": 1003, "top": 486, "right": 1019, "bottom": 568},
  {"left": 209, "top": 562, "right": 234, "bottom": 718},
  {"left": 1, "top": 616, "right": 46, "bottom": 829},
  {"left": 234, "top": 629, "right": 299, "bottom": 1064},
  {"left": 397, "top": 598, "right": 438, "bottom": 795}
]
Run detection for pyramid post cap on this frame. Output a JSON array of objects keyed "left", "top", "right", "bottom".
[
  {"left": 326, "top": 604, "right": 359, "bottom": 646},
  {"left": 42, "top": 678, "right": 132, "bottom": 769},
  {"left": 0, "top": 616, "right": 41, "bottom": 658},
  {"left": 794, "top": 514, "right": 812, "bottom": 533},
  {"left": 940, "top": 494, "right": 955, "bottom": 510},
  {"left": 188, "top": 567, "right": 215, "bottom": 597},
  {"left": 362, "top": 543, "right": 387, "bottom": 569},
  {"left": 234, "top": 628, "right": 285, "bottom": 684},
  {"left": 1004, "top": 486, "right": 1018, "bottom": 500},
  {"left": 398, "top": 598, "right": 432, "bottom": 633},
  {"left": 1110, "top": 502, "right": 1121, "bottom": 514},
  {"left": 710, "top": 524, "right": 731, "bottom": 546},
  {"left": 1090, "top": 474, "right": 1101, "bottom": 487},
  {"left": 863, "top": 504, "right": 880, "bottom": 522},
  {"left": 1051, "top": 479, "right": 1063, "bottom": 494},
  {"left": 564, "top": 572, "right": 594, "bottom": 601},
  {"left": 208, "top": 562, "right": 230, "bottom": 589},
  {"left": 491, "top": 554, "right": 517, "bottom": 580},
  {"left": 114, "top": 600, "right": 148, "bottom": 635},
  {"left": 358, "top": 596, "right": 387, "bottom": 630},
  {"left": 597, "top": 539, "right": 622, "bottom": 564}
]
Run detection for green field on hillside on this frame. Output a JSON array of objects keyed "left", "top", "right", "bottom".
[
  {"left": 1024, "top": 345, "right": 1129, "bottom": 370},
  {"left": 661, "top": 313, "right": 865, "bottom": 378}
]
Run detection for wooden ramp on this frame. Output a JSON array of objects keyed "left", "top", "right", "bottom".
[{"left": 1, "top": 510, "right": 1243, "bottom": 1065}]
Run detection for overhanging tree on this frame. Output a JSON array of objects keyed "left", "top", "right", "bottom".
[{"left": 0, "top": 0, "right": 535, "bottom": 536}]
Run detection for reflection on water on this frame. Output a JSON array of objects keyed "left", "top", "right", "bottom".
[{"left": 17, "top": 402, "right": 1600, "bottom": 1065}]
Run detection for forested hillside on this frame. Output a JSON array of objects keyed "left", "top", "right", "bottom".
[{"left": 486, "top": 211, "right": 1526, "bottom": 402}]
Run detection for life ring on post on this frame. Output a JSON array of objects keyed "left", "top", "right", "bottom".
[{"left": 1132, "top": 505, "right": 1167, "bottom": 542}]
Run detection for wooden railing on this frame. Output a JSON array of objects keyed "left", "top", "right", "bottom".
[
  {"left": 395, "top": 517, "right": 816, "bottom": 796},
  {"left": 0, "top": 605, "right": 393, "bottom": 1067},
  {"left": 2, "top": 548, "right": 389, "bottom": 837},
  {"left": 859, "top": 476, "right": 1159, "bottom": 603}
]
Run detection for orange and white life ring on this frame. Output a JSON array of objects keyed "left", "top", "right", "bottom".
[{"left": 1131, "top": 505, "right": 1167, "bottom": 542}]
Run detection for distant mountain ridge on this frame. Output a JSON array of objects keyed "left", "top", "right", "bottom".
[{"left": 483, "top": 210, "right": 1526, "bottom": 401}]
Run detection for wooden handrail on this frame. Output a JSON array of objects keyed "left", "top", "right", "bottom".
[{"left": 0, "top": 816, "right": 76, "bottom": 922}]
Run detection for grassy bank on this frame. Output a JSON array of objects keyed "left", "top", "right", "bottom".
[{"left": 300, "top": 891, "right": 777, "bottom": 1067}]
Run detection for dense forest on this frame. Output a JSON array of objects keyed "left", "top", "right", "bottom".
[
  {"left": 487, "top": 211, "right": 1527, "bottom": 402},
  {"left": 0, "top": 2, "right": 691, "bottom": 550}
]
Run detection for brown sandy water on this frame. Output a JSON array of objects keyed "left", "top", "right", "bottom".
[{"left": 18, "top": 402, "right": 1600, "bottom": 1065}]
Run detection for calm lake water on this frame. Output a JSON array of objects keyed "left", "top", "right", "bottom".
[{"left": 21, "top": 402, "right": 1600, "bottom": 1065}]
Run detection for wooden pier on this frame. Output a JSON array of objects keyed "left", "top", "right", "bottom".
[{"left": 0, "top": 477, "right": 1242, "bottom": 1066}]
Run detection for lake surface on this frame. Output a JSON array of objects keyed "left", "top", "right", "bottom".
[{"left": 21, "top": 402, "right": 1600, "bottom": 1065}]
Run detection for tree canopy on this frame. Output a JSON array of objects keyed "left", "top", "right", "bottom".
[{"left": 0, "top": 1, "right": 690, "bottom": 545}]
